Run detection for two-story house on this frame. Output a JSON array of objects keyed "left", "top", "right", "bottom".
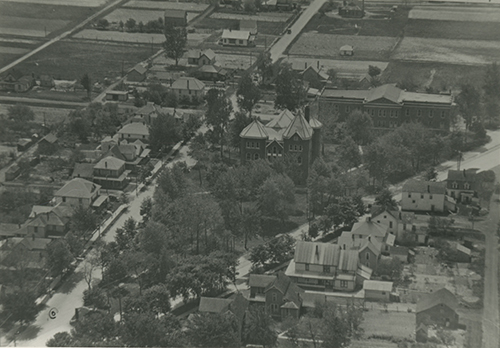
[
  {"left": 371, "top": 206, "right": 416, "bottom": 241},
  {"left": 27, "top": 203, "right": 73, "bottom": 238},
  {"left": 54, "top": 178, "right": 101, "bottom": 209},
  {"left": 117, "top": 122, "right": 150, "bottom": 142},
  {"left": 446, "top": 169, "right": 479, "bottom": 204},
  {"left": 401, "top": 179, "right": 454, "bottom": 213},
  {"left": 247, "top": 272, "right": 304, "bottom": 320},
  {"left": 92, "top": 156, "right": 130, "bottom": 190},
  {"left": 285, "top": 241, "right": 360, "bottom": 292}
]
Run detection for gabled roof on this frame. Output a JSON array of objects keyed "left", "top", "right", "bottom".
[
  {"left": 308, "top": 117, "right": 323, "bottom": 129},
  {"left": 240, "top": 119, "right": 269, "bottom": 139},
  {"left": 94, "top": 156, "right": 125, "bottom": 171},
  {"left": 351, "top": 220, "right": 387, "bottom": 238},
  {"left": 164, "top": 9, "right": 187, "bottom": 18},
  {"left": 201, "top": 48, "right": 216, "bottom": 60},
  {"left": 302, "top": 65, "right": 329, "bottom": 81},
  {"left": 282, "top": 113, "right": 313, "bottom": 140},
  {"left": 338, "top": 249, "right": 359, "bottom": 271},
  {"left": 136, "top": 102, "right": 157, "bottom": 116},
  {"left": 19, "top": 237, "right": 52, "bottom": 251},
  {"left": 363, "top": 280, "right": 393, "bottom": 292},
  {"left": 248, "top": 274, "right": 275, "bottom": 288},
  {"left": 199, "top": 297, "right": 233, "bottom": 313},
  {"left": 198, "top": 64, "right": 223, "bottom": 74},
  {"left": 366, "top": 84, "right": 402, "bottom": 104},
  {"left": 359, "top": 237, "right": 382, "bottom": 255},
  {"left": 266, "top": 109, "right": 295, "bottom": 129},
  {"left": 340, "top": 45, "right": 353, "bottom": 51},
  {"left": 402, "top": 179, "right": 446, "bottom": 195},
  {"left": 222, "top": 29, "right": 251, "bottom": 40},
  {"left": 265, "top": 272, "right": 304, "bottom": 309},
  {"left": 72, "top": 163, "right": 94, "bottom": 179},
  {"left": 30, "top": 205, "right": 54, "bottom": 218},
  {"left": 447, "top": 169, "right": 478, "bottom": 182},
  {"left": 55, "top": 178, "right": 100, "bottom": 199},
  {"left": 118, "top": 122, "right": 149, "bottom": 136},
  {"left": 456, "top": 243, "right": 471, "bottom": 256},
  {"left": 385, "top": 233, "right": 395, "bottom": 247},
  {"left": 41, "top": 133, "right": 57, "bottom": 144},
  {"left": 103, "top": 145, "right": 127, "bottom": 162},
  {"left": 171, "top": 77, "right": 205, "bottom": 91},
  {"left": 131, "top": 64, "right": 147, "bottom": 75},
  {"left": 416, "top": 288, "right": 458, "bottom": 313},
  {"left": 294, "top": 241, "right": 341, "bottom": 266}
]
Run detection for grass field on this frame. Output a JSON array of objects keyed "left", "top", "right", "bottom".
[
  {"left": 12, "top": 40, "right": 154, "bottom": 82},
  {"left": 0, "top": 104, "right": 71, "bottom": 124},
  {"left": 406, "top": 19, "right": 500, "bottom": 41},
  {"left": 0, "top": 0, "right": 108, "bottom": 6},
  {"left": 194, "top": 17, "right": 286, "bottom": 35},
  {"left": 73, "top": 29, "right": 207, "bottom": 45},
  {"left": 392, "top": 37, "right": 500, "bottom": 65},
  {"left": 211, "top": 11, "right": 291, "bottom": 22},
  {"left": 0, "top": 1, "right": 98, "bottom": 20},
  {"left": 361, "top": 310, "right": 415, "bottom": 339},
  {"left": 289, "top": 33, "right": 397, "bottom": 60},
  {"left": 124, "top": 0, "right": 208, "bottom": 12},
  {"left": 282, "top": 57, "right": 388, "bottom": 78},
  {"left": 214, "top": 53, "right": 255, "bottom": 70},
  {"left": 0, "top": 15, "right": 70, "bottom": 38},
  {"left": 302, "top": 8, "right": 409, "bottom": 37},
  {"left": 0, "top": 46, "right": 30, "bottom": 55},
  {"left": 383, "top": 61, "right": 487, "bottom": 91},
  {"left": 409, "top": 6, "right": 500, "bottom": 22},
  {"left": 104, "top": 8, "right": 198, "bottom": 24}
]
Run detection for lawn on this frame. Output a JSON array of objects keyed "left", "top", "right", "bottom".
[
  {"left": 210, "top": 11, "right": 291, "bottom": 22},
  {"left": 409, "top": 5, "right": 500, "bottom": 22},
  {"left": 405, "top": 19, "right": 500, "bottom": 41},
  {"left": 282, "top": 57, "right": 388, "bottom": 78},
  {"left": 361, "top": 310, "right": 415, "bottom": 340},
  {"left": 194, "top": 17, "right": 287, "bottom": 35},
  {"left": 289, "top": 33, "right": 397, "bottom": 60},
  {"left": 0, "top": 1, "right": 99, "bottom": 20},
  {"left": 124, "top": 0, "right": 209, "bottom": 12},
  {"left": 0, "top": 105, "right": 72, "bottom": 124},
  {"left": 382, "top": 61, "right": 488, "bottom": 91},
  {"left": 73, "top": 29, "right": 207, "bottom": 46},
  {"left": 392, "top": 37, "right": 500, "bottom": 65},
  {"left": 104, "top": 8, "right": 199, "bottom": 24},
  {"left": 12, "top": 40, "right": 154, "bottom": 82},
  {"left": 302, "top": 8, "right": 410, "bottom": 37},
  {"left": 1, "top": 0, "right": 108, "bottom": 6},
  {"left": 0, "top": 15, "right": 70, "bottom": 38}
]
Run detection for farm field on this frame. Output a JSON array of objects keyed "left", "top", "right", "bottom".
[
  {"left": 0, "top": 0, "right": 108, "bottom": 6},
  {"left": 124, "top": 0, "right": 208, "bottom": 12},
  {"left": 289, "top": 33, "right": 397, "bottom": 60},
  {"left": 104, "top": 8, "right": 198, "bottom": 24},
  {"left": 282, "top": 57, "right": 388, "bottom": 78},
  {"left": 0, "top": 1, "right": 99, "bottom": 20},
  {"left": 194, "top": 17, "right": 286, "bottom": 35},
  {"left": 0, "top": 15, "right": 70, "bottom": 38},
  {"left": 409, "top": 6, "right": 500, "bottom": 22},
  {"left": 361, "top": 311, "right": 415, "bottom": 339},
  {"left": 0, "top": 46, "right": 30, "bottom": 55},
  {"left": 392, "top": 37, "right": 500, "bottom": 65},
  {"left": 210, "top": 11, "right": 291, "bottom": 22},
  {"left": 405, "top": 19, "right": 500, "bottom": 41},
  {"left": 11, "top": 40, "right": 154, "bottom": 82},
  {"left": 72, "top": 29, "right": 208, "bottom": 46}
]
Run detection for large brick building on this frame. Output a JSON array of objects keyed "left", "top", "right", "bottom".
[
  {"left": 318, "top": 84, "right": 454, "bottom": 132},
  {"left": 239, "top": 108, "right": 322, "bottom": 184}
]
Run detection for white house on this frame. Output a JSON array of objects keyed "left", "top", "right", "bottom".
[
  {"left": 363, "top": 280, "right": 393, "bottom": 302},
  {"left": 170, "top": 77, "right": 206, "bottom": 98},
  {"left": 371, "top": 207, "right": 416, "bottom": 241},
  {"left": 54, "top": 178, "right": 101, "bottom": 209},
  {"left": 117, "top": 122, "right": 150, "bottom": 141},
  {"left": 401, "top": 179, "right": 449, "bottom": 213},
  {"left": 220, "top": 29, "right": 253, "bottom": 47}
]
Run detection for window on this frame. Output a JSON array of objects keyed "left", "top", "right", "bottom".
[
  {"left": 273, "top": 146, "right": 277, "bottom": 154},
  {"left": 378, "top": 110, "right": 382, "bottom": 117},
  {"left": 366, "top": 253, "right": 369, "bottom": 260},
  {"left": 246, "top": 153, "right": 251, "bottom": 160},
  {"left": 289, "top": 145, "right": 293, "bottom": 151},
  {"left": 297, "top": 156, "right": 302, "bottom": 164},
  {"left": 239, "top": 40, "right": 243, "bottom": 44},
  {"left": 412, "top": 200, "right": 416, "bottom": 203},
  {"left": 334, "top": 104, "right": 339, "bottom": 112},
  {"left": 452, "top": 182, "right": 458, "bottom": 189},
  {"left": 340, "top": 280, "right": 348, "bottom": 288},
  {"left": 62, "top": 197, "right": 66, "bottom": 202},
  {"left": 323, "top": 266, "right": 330, "bottom": 273},
  {"left": 389, "top": 221, "right": 393, "bottom": 228},
  {"left": 305, "top": 264, "right": 310, "bottom": 271},
  {"left": 271, "top": 304, "right": 279, "bottom": 312},
  {"left": 188, "top": 90, "right": 191, "bottom": 95},
  {"left": 417, "top": 109, "right": 422, "bottom": 117},
  {"left": 464, "top": 183, "right": 470, "bottom": 190},
  {"left": 272, "top": 293, "right": 277, "bottom": 302},
  {"left": 383, "top": 110, "right": 387, "bottom": 117},
  {"left": 79, "top": 198, "right": 83, "bottom": 205},
  {"left": 381, "top": 292, "right": 386, "bottom": 295},
  {"left": 441, "top": 111, "right": 445, "bottom": 118},
  {"left": 384, "top": 215, "right": 387, "bottom": 218},
  {"left": 429, "top": 110, "right": 433, "bottom": 118},
  {"left": 254, "top": 153, "right": 259, "bottom": 160},
  {"left": 256, "top": 142, "right": 260, "bottom": 149},
  {"left": 403, "top": 223, "right": 407, "bottom": 231},
  {"left": 34, "top": 227, "right": 38, "bottom": 233},
  {"left": 421, "top": 194, "right": 424, "bottom": 199},
  {"left": 430, "top": 194, "right": 433, "bottom": 199},
  {"left": 408, "top": 193, "right": 411, "bottom": 198},
  {"left": 371, "top": 109, "right": 375, "bottom": 116},
  {"left": 345, "top": 106, "right": 350, "bottom": 113},
  {"left": 406, "top": 109, "right": 410, "bottom": 116}
]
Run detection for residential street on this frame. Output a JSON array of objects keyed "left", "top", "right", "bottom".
[{"left": 269, "top": 0, "right": 327, "bottom": 63}]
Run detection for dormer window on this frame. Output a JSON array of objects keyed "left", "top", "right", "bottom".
[
  {"left": 452, "top": 182, "right": 458, "bottom": 189},
  {"left": 305, "top": 263, "right": 310, "bottom": 271},
  {"left": 464, "top": 183, "right": 470, "bottom": 190},
  {"left": 323, "top": 266, "right": 330, "bottom": 273},
  {"left": 293, "top": 135, "right": 299, "bottom": 141}
]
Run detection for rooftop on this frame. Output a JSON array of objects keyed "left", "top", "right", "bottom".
[
  {"left": 222, "top": 29, "right": 251, "bottom": 40},
  {"left": 118, "top": 122, "right": 149, "bottom": 136},
  {"left": 294, "top": 241, "right": 341, "bottom": 266},
  {"left": 240, "top": 119, "right": 269, "bottom": 139},
  {"left": 447, "top": 169, "right": 478, "bottom": 182},
  {"left": 164, "top": 9, "right": 187, "bottom": 18},
  {"left": 417, "top": 288, "right": 458, "bottom": 313},
  {"left": 171, "top": 77, "right": 205, "bottom": 91},
  {"left": 363, "top": 280, "right": 393, "bottom": 292},
  {"left": 55, "top": 178, "right": 100, "bottom": 199},
  {"left": 351, "top": 220, "right": 387, "bottom": 238},
  {"left": 282, "top": 112, "right": 313, "bottom": 140},
  {"left": 94, "top": 156, "right": 125, "bottom": 171},
  {"left": 248, "top": 274, "right": 275, "bottom": 288},
  {"left": 402, "top": 179, "right": 446, "bottom": 195}
]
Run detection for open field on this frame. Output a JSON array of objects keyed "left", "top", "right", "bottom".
[
  {"left": 392, "top": 37, "right": 500, "bottom": 65},
  {"left": 302, "top": 8, "right": 409, "bottom": 36},
  {"left": 72, "top": 29, "right": 208, "bottom": 45},
  {"left": 211, "top": 11, "right": 291, "bottom": 22},
  {"left": 194, "top": 17, "right": 286, "bottom": 35},
  {"left": 0, "top": 1, "right": 98, "bottom": 20},
  {"left": 289, "top": 33, "right": 397, "bottom": 60},
  {"left": 104, "top": 8, "right": 198, "bottom": 24},
  {"left": 361, "top": 310, "right": 415, "bottom": 340},
  {"left": 409, "top": 6, "right": 500, "bottom": 22},
  {"left": 406, "top": 19, "right": 500, "bottom": 41},
  {"left": 0, "top": 0, "right": 107, "bottom": 6},
  {"left": 0, "top": 15, "right": 70, "bottom": 38},
  {"left": 0, "top": 46, "right": 30, "bottom": 55},
  {"left": 215, "top": 53, "right": 255, "bottom": 70},
  {"left": 11, "top": 40, "right": 154, "bottom": 82},
  {"left": 124, "top": 0, "right": 208, "bottom": 12},
  {"left": 282, "top": 57, "right": 388, "bottom": 78},
  {"left": 0, "top": 53, "right": 20, "bottom": 68}
]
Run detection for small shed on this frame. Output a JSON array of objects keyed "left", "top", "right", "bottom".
[
  {"left": 17, "top": 138, "right": 33, "bottom": 152},
  {"left": 340, "top": 45, "right": 354, "bottom": 56},
  {"left": 455, "top": 243, "right": 471, "bottom": 263},
  {"left": 164, "top": 9, "right": 188, "bottom": 27},
  {"left": 390, "top": 246, "right": 409, "bottom": 263},
  {"left": 128, "top": 64, "right": 147, "bottom": 82},
  {"left": 5, "top": 164, "right": 20, "bottom": 181},
  {"left": 363, "top": 280, "right": 393, "bottom": 302},
  {"left": 106, "top": 90, "right": 128, "bottom": 102}
]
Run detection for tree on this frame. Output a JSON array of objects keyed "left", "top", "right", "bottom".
[
  {"left": 376, "top": 257, "right": 403, "bottom": 281},
  {"left": 258, "top": 174, "right": 295, "bottom": 223},
  {"left": 164, "top": 25, "right": 187, "bottom": 66},
  {"left": 243, "top": 306, "right": 277, "bottom": 347},
  {"left": 83, "top": 286, "right": 109, "bottom": 310},
  {"left": 7, "top": 104, "right": 35, "bottom": 123},
  {"left": 229, "top": 111, "right": 252, "bottom": 148},
  {"left": 80, "top": 73, "right": 92, "bottom": 101},
  {"left": 435, "top": 327, "right": 455, "bottom": 348},
  {"left": 115, "top": 217, "right": 138, "bottom": 252},
  {"left": 237, "top": 72, "right": 261, "bottom": 114},
  {"left": 149, "top": 112, "right": 181, "bottom": 153},
  {"left": 456, "top": 84, "right": 481, "bottom": 131},
  {"left": 327, "top": 68, "right": 337, "bottom": 81},
  {"left": 483, "top": 62, "right": 500, "bottom": 101},
  {"left": 256, "top": 52, "right": 273, "bottom": 84},
  {"left": 0, "top": 289, "right": 40, "bottom": 325},
  {"left": 142, "top": 284, "right": 171, "bottom": 316},
  {"left": 140, "top": 197, "right": 153, "bottom": 224},
  {"left": 46, "top": 332, "right": 74, "bottom": 347},
  {"left": 368, "top": 65, "right": 381, "bottom": 78},
  {"left": 122, "top": 312, "right": 183, "bottom": 347},
  {"left": 205, "top": 88, "right": 233, "bottom": 158},
  {"left": 319, "top": 303, "right": 363, "bottom": 348},
  {"left": 71, "top": 206, "right": 97, "bottom": 236},
  {"left": 374, "top": 189, "right": 397, "bottom": 210},
  {"left": 96, "top": 18, "right": 109, "bottom": 29},
  {"left": 240, "top": 206, "right": 261, "bottom": 250},
  {"left": 345, "top": 110, "right": 373, "bottom": 145},
  {"left": 187, "top": 312, "right": 241, "bottom": 347},
  {"left": 425, "top": 166, "right": 438, "bottom": 181},
  {"left": 275, "top": 63, "right": 306, "bottom": 111},
  {"left": 338, "top": 136, "right": 361, "bottom": 170},
  {"left": 125, "top": 18, "right": 136, "bottom": 31},
  {"left": 70, "top": 311, "right": 120, "bottom": 346},
  {"left": 45, "top": 239, "right": 74, "bottom": 275}
]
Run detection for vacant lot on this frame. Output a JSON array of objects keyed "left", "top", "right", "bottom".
[
  {"left": 0, "top": 46, "right": 30, "bottom": 55},
  {"left": 362, "top": 310, "right": 415, "bottom": 340},
  {"left": 0, "top": 15, "right": 70, "bottom": 38},
  {"left": 124, "top": 0, "right": 208, "bottom": 12},
  {"left": 194, "top": 17, "right": 286, "bottom": 35},
  {"left": 392, "top": 37, "right": 500, "bottom": 65},
  {"left": 13, "top": 40, "right": 153, "bottom": 82},
  {"left": 0, "top": 1, "right": 98, "bottom": 20},
  {"left": 211, "top": 11, "right": 291, "bottom": 22},
  {"left": 215, "top": 53, "right": 255, "bottom": 70},
  {"left": 104, "top": 8, "right": 198, "bottom": 24},
  {"left": 303, "top": 8, "right": 409, "bottom": 37},
  {"left": 409, "top": 6, "right": 500, "bottom": 22},
  {"left": 73, "top": 29, "right": 207, "bottom": 46},
  {"left": 283, "top": 57, "right": 388, "bottom": 78},
  {"left": 0, "top": 0, "right": 107, "bottom": 6},
  {"left": 406, "top": 19, "right": 500, "bottom": 41},
  {"left": 289, "top": 33, "right": 397, "bottom": 60}
]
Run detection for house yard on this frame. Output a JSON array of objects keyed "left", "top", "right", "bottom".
[
  {"left": 104, "top": 8, "right": 199, "bottom": 24},
  {"left": 408, "top": 6, "right": 500, "bottom": 22},
  {"left": 281, "top": 57, "right": 388, "bottom": 78},
  {"left": 361, "top": 310, "right": 415, "bottom": 340},
  {"left": 210, "top": 11, "right": 292, "bottom": 22},
  {"left": 124, "top": 0, "right": 209, "bottom": 12}
]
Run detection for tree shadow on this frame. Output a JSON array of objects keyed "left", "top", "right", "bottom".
[
  {"left": 58, "top": 271, "right": 85, "bottom": 294},
  {"left": 17, "top": 324, "right": 42, "bottom": 341}
]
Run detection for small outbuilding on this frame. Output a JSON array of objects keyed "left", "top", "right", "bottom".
[
  {"left": 340, "top": 45, "right": 354, "bottom": 56},
  {"left": 106, "top": 90, "right": 128, "bottom": 102},
  {"left": 363, "top": 280, "right": 393, "bottom": 302},
  {"left": 128, "top": 64, "right": 147, "bottom": 82},
  {"left": 416, "top": 288, "right": 459, "bottom": 329}
]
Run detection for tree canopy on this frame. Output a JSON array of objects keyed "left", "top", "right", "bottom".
[
  {"left": 163, "top": 25, "right": 187, "bottom": 66},
  {"left": 274, "top": 63, "right": 306, "bottom": 111}
]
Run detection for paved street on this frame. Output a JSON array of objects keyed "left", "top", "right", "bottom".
[{"left": 269, "top": 0, "right": 327, "bottom": 63}]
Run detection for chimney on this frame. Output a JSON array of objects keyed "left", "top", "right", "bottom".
[
  {"left": 187, "top": 79, "right": 190, "bottom": 90},
  {"left": 315, "top": 244, "right": 319, "bottom": 257},
  {"left": 427, "top": 185, "right": 430, "bottom": 193},
  {"left": 368, "top": 236, "right": 371, "bottom": 242},
  {"left": 304, "top": 105, "right": 310, "bottom": 122},
  {"left": 105, "top": 161, "right": 108, "bottom": 168},
  {"left": 317, "top": 60, "right": 320, "bottom": 69}
]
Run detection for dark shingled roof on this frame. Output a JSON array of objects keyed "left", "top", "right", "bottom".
[
  {"left": 402, "top": 179, "right": 446, "bottom": 195},
  {"left": 248, "top": 274, "right": 275, "bottom": 288},
  {"left": 265, "top": 272, "right": 304, "bottom": 309},
  {"left": 417, "top": 288, "right": 458, "bottom": 313},
  {"left": 447, "top": 169, "right": 478, "bottom": 182}
]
